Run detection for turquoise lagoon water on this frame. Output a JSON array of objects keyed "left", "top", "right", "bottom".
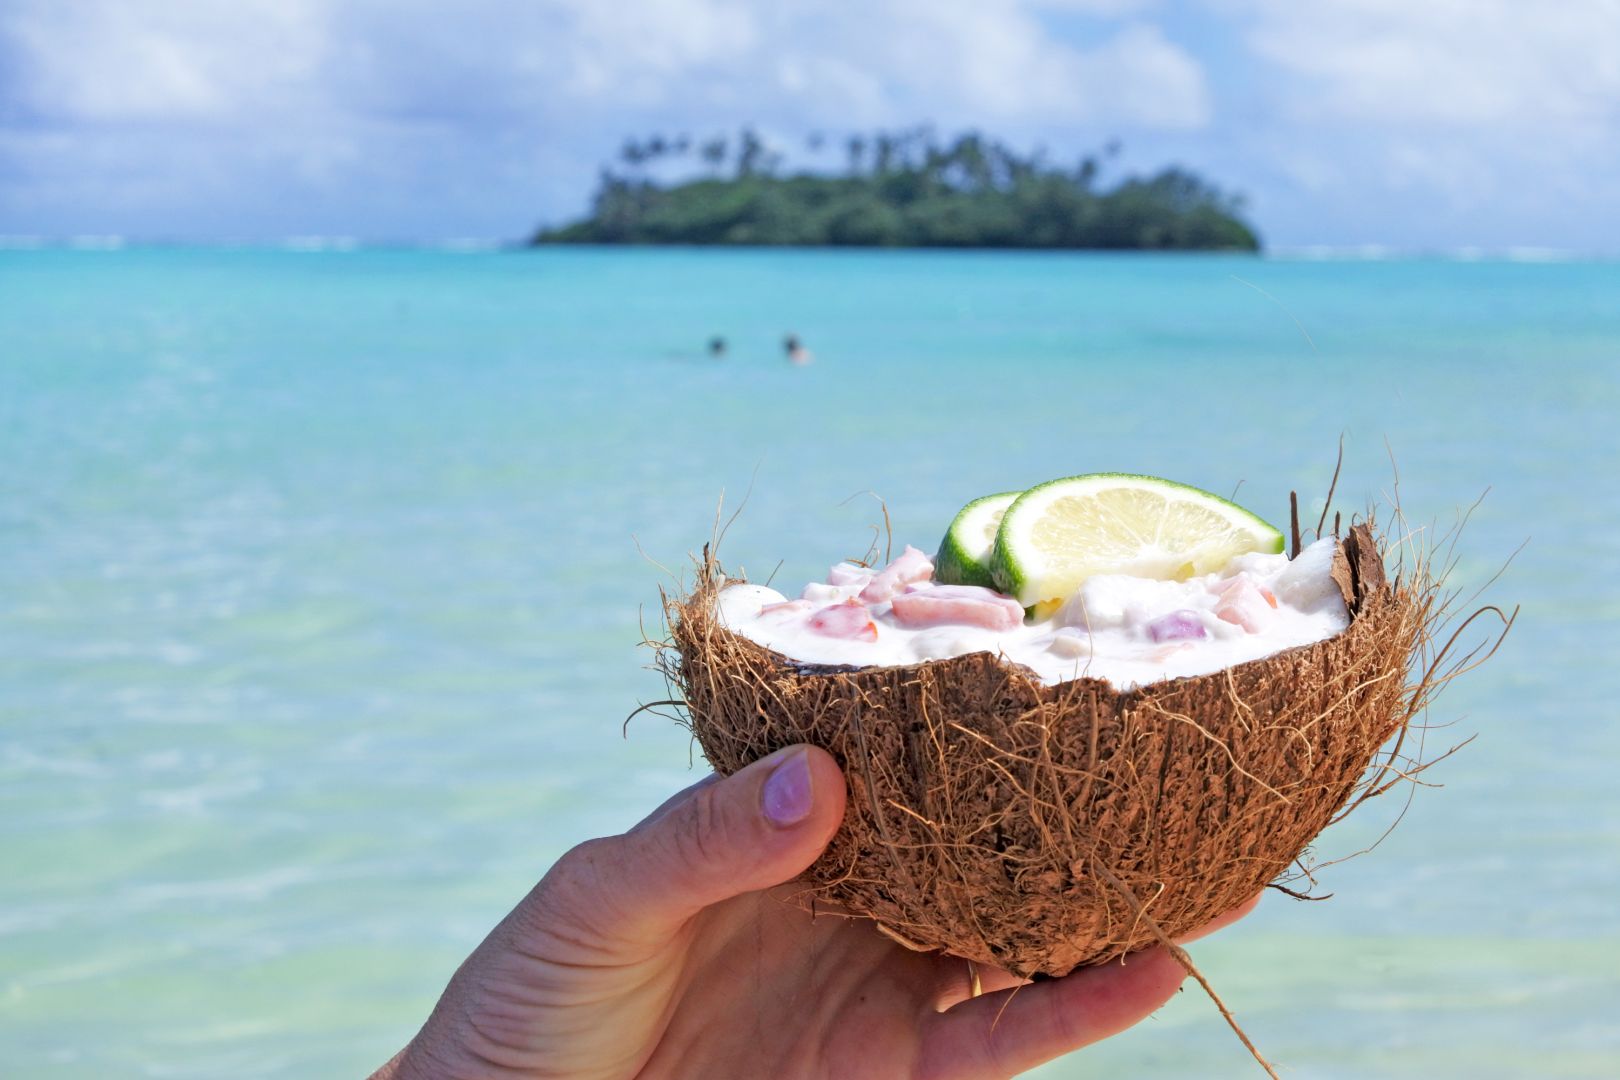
[{"left": 2, "top": 248, "right": 1616, "bottom": 1077}]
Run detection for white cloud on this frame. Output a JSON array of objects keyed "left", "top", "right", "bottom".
[
  {"left": 550, "top": 0, "right": 761, "bottom": 103},
  {"left": 887, "top": 3, "right": 1207, "bottom": 128},
  {"left": 1205, "top": 0, "right": 1620, "bottom": 243},
  {"left": 1079, "top": 22, "right": 1210, "bottom": 128},
  {"left": 1027, "top": 0, "right": 1162, "bottom": 13},
  {"left": 520, "top": 0, "right": 1210, "bottom": 131},
  {"left": 1240, "top": 0, "right": 1620, "bottom": 132},
  {"left": 1, "top": 0, "right": 1209, "bottom": 130},
  {"left": 2, "top": 0, "right": 330, "bottom": 121}
]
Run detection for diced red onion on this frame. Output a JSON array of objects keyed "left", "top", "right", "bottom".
[{"left": 1147, "top": 609, "right": 1207, "bottom": 642}]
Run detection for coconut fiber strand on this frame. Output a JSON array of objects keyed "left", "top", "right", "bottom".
[{"left": 669, "top": 523, "right": 1417, "bottom": 979}]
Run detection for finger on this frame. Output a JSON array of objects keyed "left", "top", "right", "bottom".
[
  {"left": 929, "top": 956, "right": 1029, "bottom": 1013},
  {"left": 1177, "top": 891, "right": 1262, "bottom": 944},
  {"left": 917, "top": 947, "right": 1186, "bottom": 1080},
  {"left": 539, "top": 745, "right": 846, "bottom": 949},
  {"left": 642, "top": 772, "right": 721, "bottom": 826}
]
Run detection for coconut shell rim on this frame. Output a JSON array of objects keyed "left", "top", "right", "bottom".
[{"left": 684, "top": 524, "right": 1389, "bottom": 706}]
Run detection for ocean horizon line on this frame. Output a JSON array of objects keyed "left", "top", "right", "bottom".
[{"left": 2, "top": 234, "right": 1616, "bottom": 263}]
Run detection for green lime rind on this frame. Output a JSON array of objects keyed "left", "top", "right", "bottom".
[
  {"left": 934, "top": 490, "right": 1022, "bottom": 590},
  {"left": 989, "top": 473, "right": 1285, "bottom": 607}
]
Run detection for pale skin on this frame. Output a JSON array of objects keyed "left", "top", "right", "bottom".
[{"left": 372, "top": 745, "right": 1259, "bottom": 1080}]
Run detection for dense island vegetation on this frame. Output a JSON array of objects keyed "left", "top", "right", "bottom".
[{"left": 534, "top": 128, "right": 1259, "bottom": 251}]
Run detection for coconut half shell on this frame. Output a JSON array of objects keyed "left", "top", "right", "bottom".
[{"left": 669, "top": 523, "right": 1421, "bottom": 978}]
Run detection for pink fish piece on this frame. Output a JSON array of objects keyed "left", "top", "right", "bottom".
[
  {"left": 1215, "top": 578, "right": 1274, "bottom": 633},
  {"left": 1217, "top": 575, "right": 1278, "bottom": 607},
  {"left": 890, "top": 585, "right": 1023, "bottom": 631},
  {"left": 807, "top": 600, "right": 879, "bottom": 641},
  {"left": 858, "top": 545, "right": 935, "bottom": 603},
  {"left": 827, "top": 562, "right": 873, "bottom": 587}
]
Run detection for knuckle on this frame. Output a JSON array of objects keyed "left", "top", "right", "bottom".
[
  {"left": 669, "top": 785, "right": 742, "bottom": 873},
  {"left": 516, "top": 837, "right": 624, "bottom": 943},
  {"left": 541, "top": 837, "right": 611, "bottom": 908}
]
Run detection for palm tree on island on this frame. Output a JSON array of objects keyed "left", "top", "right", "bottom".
[{"left": 533, "top": 127, "right": 1260, "bottom": 251}]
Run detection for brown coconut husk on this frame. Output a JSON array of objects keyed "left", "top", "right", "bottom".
[{"left": 650, "top": 501, "right": 1513, "bottom": 1074}]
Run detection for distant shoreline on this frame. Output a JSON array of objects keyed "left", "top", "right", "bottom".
[{"left": 2, "top": 238, "right": 1614, "bottom": 262}]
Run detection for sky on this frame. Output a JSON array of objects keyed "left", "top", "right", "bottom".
[{"left": 2, "top": 0, "right": 1618, "bottom": 250}]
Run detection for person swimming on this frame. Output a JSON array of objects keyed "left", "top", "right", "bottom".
[
  {"left": 783, "top": 333, "right": 812, "bottom": 365},
  {"left": 709, "top": 336, "right": 728, "bottom": 359}
]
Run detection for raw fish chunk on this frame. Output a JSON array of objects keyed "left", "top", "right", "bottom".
[
  {"left": 828, "top": 562, "right": 874, "bottom": 587},
  {"left": 807, "top": 600, "right": 879, "bottom": 641},
  {"left": 1215, "top": 577, "right": 1276, "bottom": 633},
  {"left": 891, "top": 585, "right": 1023, "bottom": 630},
  {"left": 858, "top": 546, "right": 936, "bottom": 603}
]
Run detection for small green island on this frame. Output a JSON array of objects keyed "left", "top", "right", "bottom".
[{"left": 534, "top": 128, "right": 1259, "bottom": 251}]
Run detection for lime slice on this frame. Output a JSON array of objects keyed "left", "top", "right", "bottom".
[
  {"left": 989, "top": 473, "right": 1285, "bottom": 606},
  {"left": 935, "top": 491, "right": 1022, "bottom": 589}
]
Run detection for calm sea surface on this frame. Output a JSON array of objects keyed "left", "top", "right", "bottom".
[{"left": 2, "top": 248, "right": 1616, "bottom": 1077}]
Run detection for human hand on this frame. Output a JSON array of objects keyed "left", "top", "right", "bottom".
[{"left": 372, "top": 745, "right": 1257, "bottom": 1079}]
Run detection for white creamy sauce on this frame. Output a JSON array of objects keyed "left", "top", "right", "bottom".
[{"left": 716, "top": 537, "right": 1349, "bottom": 690}]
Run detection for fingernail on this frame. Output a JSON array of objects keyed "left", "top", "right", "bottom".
[{"left": 762, "top": 750, "right": 814, "bottom": 828}]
